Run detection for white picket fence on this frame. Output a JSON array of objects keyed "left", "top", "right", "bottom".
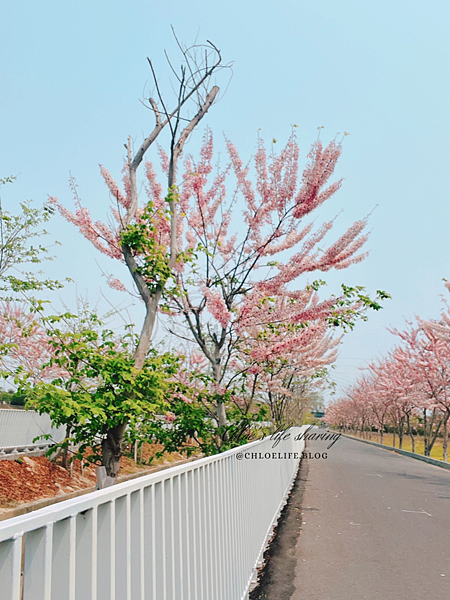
[
  {"left": 0, "top": 409, "right": 66, "bottom": 458},
  {"left": 0, "top": 426, "right": 306, "bottom": 600}
]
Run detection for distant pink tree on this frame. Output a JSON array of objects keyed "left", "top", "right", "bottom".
[
  {"left": 391, "top": 324, "right": 450, "bottom": 457},
  {"left": 419, "top": 282, "right": 450, "bottom": 458},
  {"left": 368, "top": 354, "right": 421, "bottom": 450},
  {"left": 232, "top": 293, "right": 341, "bottom": 425},
  {"left": 0, "top": 302, "right": 58, "bottom": 384},
  {"left": 328, "top": 288, "right": 450, "bottom": 460},
  {"left": 325, "top": 393, "right": 370, "bottom": 435}
]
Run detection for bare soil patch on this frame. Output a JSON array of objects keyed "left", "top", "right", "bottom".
[{"left": 0, "top": 443, "right": 190, "bottom": 512}]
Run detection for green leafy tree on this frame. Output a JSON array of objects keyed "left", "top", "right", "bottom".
[
  {"left": 0, "top": 176, "right": 63, "bottom": 298},
  {"left": 19, "top": 311, "right": 178, "bottom": 476}
]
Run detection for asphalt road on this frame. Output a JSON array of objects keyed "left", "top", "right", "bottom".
[{"left": 253, "top": 431, "right": 450, "bottom": 600}]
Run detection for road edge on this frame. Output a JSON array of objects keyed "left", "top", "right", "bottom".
[{"left": 249, "top": 456, "right": 309, "bottom": 599}]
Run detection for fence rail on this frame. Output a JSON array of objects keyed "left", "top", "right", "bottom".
[
  {"left": 0, "top": 409, "right": 66, "bottom": 458},
  {"left": 0, "top": 425, "right": 306, "bottom": 600}
]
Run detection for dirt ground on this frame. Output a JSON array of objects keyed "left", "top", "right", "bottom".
[{"left": 0, "top": 443, "right": 190, "bottom": 511}]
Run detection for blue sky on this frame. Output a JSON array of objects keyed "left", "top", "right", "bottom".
[{"left": 2, "top": 0, "right": 449, "bottom": 400}]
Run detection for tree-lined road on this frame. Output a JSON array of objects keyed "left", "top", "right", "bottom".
[
  {"left": 291, "top": 434, "right": 450, "bottom": 599},
  {"left": 254, "top": 432, "right": 450, "bottom": 599}
]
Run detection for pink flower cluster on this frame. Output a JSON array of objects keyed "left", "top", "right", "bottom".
[{"left": 202, "top": 285, "right": 231, "bottom": 329}]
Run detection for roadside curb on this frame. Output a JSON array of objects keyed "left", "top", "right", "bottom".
[{"left": 343, "top": 434, "right": 450, "bottom": 471}]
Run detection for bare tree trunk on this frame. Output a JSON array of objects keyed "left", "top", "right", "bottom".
[
  {"left": 217, "top": 402, "right": 227, "bottom": 429},
  {"left": 406, "top": 413, "right": 415, "bottom": 453},
  {"left": 61, "top": 426, "right": 71, "bottom": 470},
  {"left": 133, "top": 293, "right": 162, "bottom": 370},
  {"left": 398, "top": 418, "right": 404, "bottom": 449},
  {"left": 425, "top": 410, "right": 443, "bottom": 457},
  {"left": 423, "top": 410, "right": 429, "bottom": 456},
  {"left": 102, "top": 422, "right": 128, "bottom": 479},
  {"left": 443, "top": 414, "right": 449, "bottom": 462},
  {"left": 61, "top": 447, "right": 68, "bottom": 470},
  {"left": 213, "top": 352, "right": 228, "bottom": 441}
]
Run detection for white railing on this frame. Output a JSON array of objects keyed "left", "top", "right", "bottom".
[
  {"left": 0, "top": 409, "right": 66, "bottom": 458},
  {"left": 0, "top": 425, "right": 306, "bottom": 600}
]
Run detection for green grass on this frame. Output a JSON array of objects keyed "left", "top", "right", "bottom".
[{"left": 352, "top": 432, "right": 450, "bottom": 463}]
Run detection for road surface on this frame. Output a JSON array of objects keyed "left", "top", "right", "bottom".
[{"left": 252, "top": 432, "right": 450, "bottom": 600}]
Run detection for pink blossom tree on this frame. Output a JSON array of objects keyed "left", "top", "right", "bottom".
[
  {"left": 232, "top": 294, "right": 341, "bottom": 426},
  {"left": 53, "top": 126, "right": 388, "bottom": 446},
  {"left": 364, "top": 357, "right": 406, "bottom": 447},
  {"left": 0, "top": 302, "right": 58, "bottom": 384},
  {"left": 165, "top": 131, "right": 390, "bottom": 434},
  {"left": 419, "top": 282, "right": 450, "bottom": 458},
  {"left": 391, "top": 324, "right": 449, "bottom": 457},
  {"left": 49, "top": 39, "right": 226, "bottom": 476},
  {"left": 325, "top": 393, "right": 371, "bottom": 435},
  {"left": 328, "top": 291, "right": 450, "bottom": 460},
  {"left": 49, "top": 35, "right": 393, "bottom": 459}
]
